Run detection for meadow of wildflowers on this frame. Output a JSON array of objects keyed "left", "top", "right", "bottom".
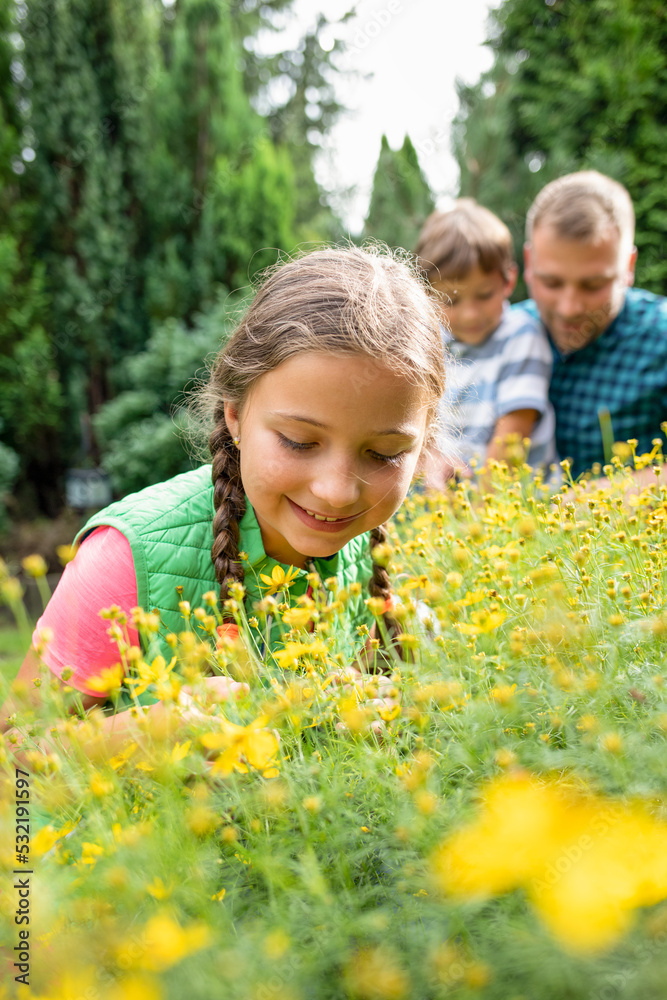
[{"left": 2, "top": 448, "right": 667, "bottom": 999}]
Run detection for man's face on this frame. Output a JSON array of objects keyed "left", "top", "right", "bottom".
[{"left": 524, "top": 223, "right": 637, "bottom": 353}]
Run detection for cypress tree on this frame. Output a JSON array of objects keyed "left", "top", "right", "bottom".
[{"left": 363, "top": 134, "right": 435, "bottom": 252}]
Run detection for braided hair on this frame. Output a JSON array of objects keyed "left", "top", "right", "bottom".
[
  {"left": 199, "top": 245, "right": 447, "bottom": 629},
  {"left": 209, "top": 405, "right": 246, "bottom": 605}
]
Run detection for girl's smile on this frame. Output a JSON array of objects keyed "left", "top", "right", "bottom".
[
  {"left": 286, "top": 497, "right": 368, "bottom": 532},
  {"left": 224, "top": 352, "right": 428, "bottom": 567}
]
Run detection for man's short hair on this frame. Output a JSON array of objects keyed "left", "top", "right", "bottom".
[
  {"left": 415, "top": 199, "right": 515, "bottom": 283},
  {"left": 526, "top": 170, "right": 635, "bottom": 249}
]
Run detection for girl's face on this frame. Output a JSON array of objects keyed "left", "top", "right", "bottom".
[{"left": 224, "top": 352, "right": 429, "bottom": 568}]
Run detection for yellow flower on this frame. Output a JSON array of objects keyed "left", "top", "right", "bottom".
[
  {"left": 186, "top": 805, "right": 218, "bottom": 836},
  {"left": 89, "top": 772, "right": 114, "bottom": 797},
  {"left": 31, "top": 819, "right": 79, "bottom": 857},
  {"left": 170, "top": 740, "right": 191, "bottom": 763},
  {"left": 490, "top": 683, "right": 516, "bottom": 706},
  {"left": 600, "top": 732, "right": 623, "bottom": 754},
  {"left": 455, "top": 610, "right": 505, "bottom": 636},
  {"left": 118, "top": 912, "right": 211, "bottom": 972},
  {"left": 146, "top": 876, "right": 173, "bottom": 900},
  {"left": 201, "top": 714, "right": 280, "bottom": 778},
  {"left": 377, "top": 703, "right": 401, "bottom": 722},
  {"left": 1, "top": 576, "right": 23, "bottom": 603},
  {"left": 259, "top": 564, "right": 300, "bottom": 595},
  {"left": 302, "top": 795, "right": 322, "bottom": 813},
  {"left": 431, "top": 773, "right": 667, "bottom": 952},
  {"left": 87, "top": 663, "right": 125, "bottom": 697},
  {"left": 56, "top": 543, "right": 78, "bottom": 565},
  {"left": 79, "top": 841, "right": 105, "bottom": 867},
  {"left": 282, "top": 606, "right": 314, "bottom": 629},
  {"left": 273, "top": 640, "right": 328, "bottom": 670},
  {"left": 431, "top": 775, "right": 584, "bottom": 898},
  {"left": 494, "top": 748, "right": 517, "bottom": 768},
  {"left": 110, "top": 742, "right": 138, "bottom": 770},
  {"left": 106, "top": 975, "right": 163, "bottom": 1000},
  {"left": 344, "top": 946, "right": 410, "bottom": 999},
  {"left": 21, "top": 554, "right": 48, "bottom": 577},
  {"left": 125, "top": 655, "right": 177, "bottom": 699}
]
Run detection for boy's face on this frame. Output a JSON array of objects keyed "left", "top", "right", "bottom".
[{"left": 432, "top": 265, "right": 518, "bottom": 346}]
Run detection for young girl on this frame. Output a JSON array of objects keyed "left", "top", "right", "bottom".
[{"left": 3, "top": 245, "right": 445, "bottom": 741}]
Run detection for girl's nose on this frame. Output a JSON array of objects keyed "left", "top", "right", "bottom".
[{"left": 309, "top": 455, "right": 362, "bottom": 511}]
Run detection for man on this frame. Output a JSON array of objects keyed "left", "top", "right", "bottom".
[{"left": 521, "top": 170, "right": 667, "bottom": 480}]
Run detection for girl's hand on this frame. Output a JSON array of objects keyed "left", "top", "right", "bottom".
[{"left": 178, "top": 677, "right": 249, "bottom": 723}]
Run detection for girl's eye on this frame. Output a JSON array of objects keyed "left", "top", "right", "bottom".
[
  {"left": 369, "top": 451, "right": 406, "bottom": 467},
  {"left": 278, "top": 433, "right": 315, "bottom": 452},
  {"left": 476, "top": 292, "right": 494, "bottom": 301}
]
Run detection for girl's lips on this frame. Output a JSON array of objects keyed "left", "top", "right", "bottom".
[{"left": 287, "top": 497, "right": 364, "bottom": 533}]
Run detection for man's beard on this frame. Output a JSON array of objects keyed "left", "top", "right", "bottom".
[{"left": 548, "top": 302, "right": 614, "bottom": 353}]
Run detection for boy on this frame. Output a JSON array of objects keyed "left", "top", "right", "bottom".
[{"left": 415, "top": 199, "right": 558, "bottom": 483}]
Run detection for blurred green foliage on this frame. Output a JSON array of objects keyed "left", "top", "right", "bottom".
[
  {"left": 363, "top": 134, "right": 435, "bottom": 252},
  {"left": 93, "top": 290, "right": 244, "bottom": 495},
  {"left": 0, "top": 0, "right": 345, "bottom": 514},
  {"left": 453, "top": 0, "right": 667, "bottom": 299}
]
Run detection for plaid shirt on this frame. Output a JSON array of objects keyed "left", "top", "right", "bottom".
[{"left": 516, "top": 289, "right": 667, "bottom": 477}]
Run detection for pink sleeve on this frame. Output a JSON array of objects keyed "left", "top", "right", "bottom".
[{"left": 32, "top": 526, "right": 140, "bottom": 698}]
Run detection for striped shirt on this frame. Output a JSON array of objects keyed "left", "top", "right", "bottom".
[{"left": 438, "top": 304, "right": 558, "bottom": 469}]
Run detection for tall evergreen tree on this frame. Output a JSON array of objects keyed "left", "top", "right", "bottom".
[
  {"left": 18, "top": 0, "right": 157, "bottom": 486},
  {"left": 0, "top": 0, "right": 63, "bottom": 515},
  {"left": 363, "top": 135, "right": 435, "bottom": 252},
  {"left": 137, "top": 0, "right": 297, "bottom": 320},
  {"left": 238, "top": 8, "right": 351, "bottom": 241},
  {"left": 453, "top": 0, "right": 667, "bottom": 293}
]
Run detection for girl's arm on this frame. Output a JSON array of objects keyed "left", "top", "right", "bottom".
[
  {"left": 1, "top": 647, "right": 108, "bottom": 732},
  {"left": 2, "top": 648, "right": 245, "bottom": 763}
]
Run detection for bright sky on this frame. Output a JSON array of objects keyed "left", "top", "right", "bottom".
[{"left": 262, "top": 0, "right": 501, "bottom": 233}]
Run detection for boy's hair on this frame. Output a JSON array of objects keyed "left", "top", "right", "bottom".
[
  {"left": 526, "top": 170, "right": 635, "bottom": 250},
  {"left": 199, "top": 244, "right": 446, "bottom": 641},
  {"left": 414, "top": 199, "right": 515, "bottom": 283}
]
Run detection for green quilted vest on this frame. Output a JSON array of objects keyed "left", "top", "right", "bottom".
[{"left": 77, "top": 466, "right": 373, "bottom": 701}]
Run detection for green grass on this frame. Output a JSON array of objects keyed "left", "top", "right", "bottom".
[{"left": 0, "top": 622, "right": 28, "bottom": 685}]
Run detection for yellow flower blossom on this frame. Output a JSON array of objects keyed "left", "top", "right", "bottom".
[
  {"left": 455, "top": 610, "right": 505, "bottom": 635},
  {"left": 431, "top": 773, "right": 667, "bottom": 952},
  {"left": 490, "top": 684, "right": 517, "bottom": 706},
  {"left": 272, "top": 640, "right": 328, "bottom": 670},
  {"left": 110, "top": 742, "right": 138, "bottom": 770},
  {"left": 146, "top": 876, "right": 173, "bottom": 900},
  {"left": 87, "top": 663, "right": 125, "bottom": 697},
  {"left": 31, "top": 819, "right": 79, "bottom": 857},
  {"left": 201, "top": 714, "right": 279, "bottom": 778},
  {"left": 117, "top": 912, "right": 211, "bottom": 972},
  {"left": 124, "top": 655, "right": 178, "bottom": 699},
  {"left": 282, "top": 606, "right": 315, "bottom": 629},
  {"left": 170, "top": 740, "right": 191, "bottom": 763},
  {"left": 259, "top": 564, "right": 300, "bottom": 594},
  {"left": 344, "top": 946, "right": 410, "bottom": 999},
  {"left": 21, "top": 554, "right": 48, "bottom": 577},
  {"left": 79, "top": 841, "right": 105, "bottom": 867}
]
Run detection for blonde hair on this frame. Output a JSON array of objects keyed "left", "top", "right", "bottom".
[
  {"left": 202, "top": 245, "right": 446, "bottom": 642},
  {"left": 526, "top": 170, "right": 635, "bottom": 249},
  {"left": 414, "top": 199, "right": 515, "bottom": 283}
]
